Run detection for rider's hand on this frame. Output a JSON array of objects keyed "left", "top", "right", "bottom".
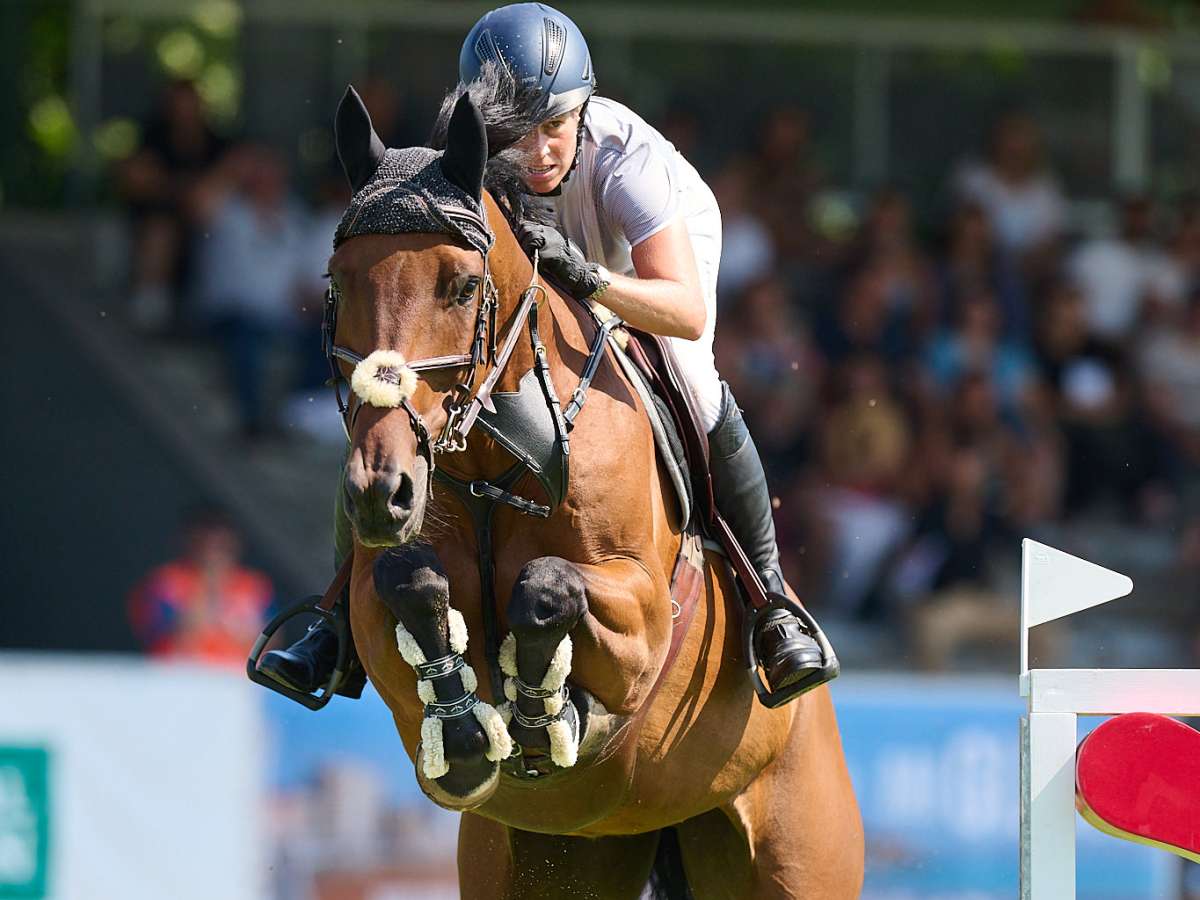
[{"left": 516, "top": 222, "right": 604, "bottom": 301}]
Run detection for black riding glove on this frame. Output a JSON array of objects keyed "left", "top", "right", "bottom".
[{"left": 516, "top": 222, "right": 605, "bottom": 301}]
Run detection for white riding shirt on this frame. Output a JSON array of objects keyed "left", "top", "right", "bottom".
[{"left": 542, "top": 96, "right": 724, "bottom": 430}]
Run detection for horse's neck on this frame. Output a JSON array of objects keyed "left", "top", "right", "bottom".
[
  {"left": 432, "top": 195, "right": 577, "bottom": 484},
  {"left": 483, "top": 193, "right": 577, "bottom": 394}
]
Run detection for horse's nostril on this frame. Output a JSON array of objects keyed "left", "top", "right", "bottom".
[{"left": 389, "top": 472, "right": 415, "bottom": 514}]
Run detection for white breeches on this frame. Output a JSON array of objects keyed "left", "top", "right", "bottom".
[{"left": 665, "top": 200, "right": 724, "bottom": 432}]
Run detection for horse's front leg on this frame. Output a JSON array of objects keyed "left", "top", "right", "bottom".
[
  {"left": 374, "top": 545, "right": 511, "bottom": 809},
  {"left": 503, "top": 556, "right": 670, "bottom": 769}
]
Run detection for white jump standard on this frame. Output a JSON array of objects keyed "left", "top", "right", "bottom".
[{"left": 1018, "top": 538, "right": 1200, "bottom": 900}]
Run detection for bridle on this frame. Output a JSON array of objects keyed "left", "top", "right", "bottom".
[{"left": 322, "top": 204, "right": 549, "bottom": 478}]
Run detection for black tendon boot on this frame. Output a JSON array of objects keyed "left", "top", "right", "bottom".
[
  {"left": 708, "top": 382, "right": 833, "bottom": 704},
  {"left": 258, "top": 583, "right": 366, "bottom": 700}
]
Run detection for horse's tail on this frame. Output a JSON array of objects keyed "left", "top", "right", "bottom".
[{"left": 647, "top": 826, "right": 694, "bottom": 900}]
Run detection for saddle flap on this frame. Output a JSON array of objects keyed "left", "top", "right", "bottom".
[{"left": 622, "top": 329, "right": 715, "bottom": 525}]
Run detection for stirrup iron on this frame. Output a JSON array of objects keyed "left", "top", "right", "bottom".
[
  {"left": 742, "top": 592, "right": 840, "bottom": 709},
  {"left": 247, "top": 595, "right": 352, "bottom": 711}
]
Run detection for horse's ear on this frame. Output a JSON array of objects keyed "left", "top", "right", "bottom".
[
  {"left": 335, "top": 85, "right": 386, "bottom": 194},
  {"left": 439, "top": 94, "right": 487, "bottom": 200}
]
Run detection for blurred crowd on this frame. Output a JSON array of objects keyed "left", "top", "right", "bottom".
[
  {"left": 111, "top": 80, "right": 1200, "bottom": 669},
  {"left": 706, "top": 108, "right": 1200, "bottom": 668},
  {"left": 115, "top": 79, "right": 347, "bottom": 442}
]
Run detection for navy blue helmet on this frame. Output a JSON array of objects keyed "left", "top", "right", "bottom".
[{"left": 460, "top": 3, "right": 596, "bottom": 121}]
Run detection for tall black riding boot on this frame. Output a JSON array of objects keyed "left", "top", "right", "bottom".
[
  {"left": 708, "top": 381, "right": 830, "bottom": 702},
  {"left": 258, "top": 582, "right": 366, "bottom": 700}
]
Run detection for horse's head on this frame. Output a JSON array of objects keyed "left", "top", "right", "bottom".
[{"left": 327, "top": 88, "right": 503, "bottom": 547}]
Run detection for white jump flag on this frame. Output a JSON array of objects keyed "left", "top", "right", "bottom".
[{"left": 1019, "top": 539, "right": 1133, "bottom": 686}]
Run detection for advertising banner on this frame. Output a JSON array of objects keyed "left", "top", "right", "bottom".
[
  {"left": 0, "top": 655, "right": 264, "bottom": 900},
  {"left": 0, "top": 747, "right": 49, "bottom": 897}
]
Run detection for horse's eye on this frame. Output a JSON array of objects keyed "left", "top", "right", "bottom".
[{"left": 456, "top": 276, "right": 481, "bottom": 305}]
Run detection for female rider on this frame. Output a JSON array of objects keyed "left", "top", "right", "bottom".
[{"left": 259, "top": 2, "right": 833, "bottom": 708}]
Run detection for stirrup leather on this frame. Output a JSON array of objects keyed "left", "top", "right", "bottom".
[{"left": 741, "top": 592, "right": 840, "bottom": 709}]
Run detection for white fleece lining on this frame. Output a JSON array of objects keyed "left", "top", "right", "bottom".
[
  {"left": 350, "top": 350, "right": 418, "bottom": 409},
  {"left": 420, "top": 717, "right": 448, "bottom": 779},
  {"left": 500, "top": 633, "right": 519, "bottom": 702},
  {"left": 499, "top": 633, "right": 518, "bottom": 676},
  {"left": 496, "top": 632, "right": 578, "bottom": 768},
  {"left": 474, "top": 703, "right": 513, "bottom": 762},
  {"left": 547, "top": 715, "right": 579, "bottom": 768},
  {"left": 395, "top": 614, "right": 512, "bottom": 779},
  {"left": 447, "top": 609, "right": 469, "bottom": 655}
]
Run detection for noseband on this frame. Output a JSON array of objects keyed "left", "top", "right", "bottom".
[{"left": 322, "top": 205, "right": 548, "bottom": 477}]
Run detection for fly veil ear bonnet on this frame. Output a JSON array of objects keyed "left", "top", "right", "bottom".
[{"left": 334, "top": 86, "right": 492, "bottom": 254}]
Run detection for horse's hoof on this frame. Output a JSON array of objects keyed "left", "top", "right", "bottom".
[{"left": 415, "top": 743, "right": 500, "bottom": 811}]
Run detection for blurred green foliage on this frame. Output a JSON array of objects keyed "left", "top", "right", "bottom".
[
  {"left": 1, "top": 0, "right": 242, "bottom": 209},
  {"left": 1, "top": 1, "right": 70, "bottom": 208}
]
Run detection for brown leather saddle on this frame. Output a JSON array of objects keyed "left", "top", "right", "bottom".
[{"left": 622, "top": 328, "right": 770, "bottom": 605}]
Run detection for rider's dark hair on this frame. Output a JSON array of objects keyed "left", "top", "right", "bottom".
[{"left": 428, "top": 62, "right": 555, "bottom": 228}]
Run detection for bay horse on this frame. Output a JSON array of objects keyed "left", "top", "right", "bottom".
[{"left": 325, "top": 85, "right": 863, "bottom": 899}]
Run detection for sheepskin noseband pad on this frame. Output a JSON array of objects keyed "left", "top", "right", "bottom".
[
  {"left": 498, "top": 633, "right": 579, "bottom": 769},
  {"left": 394, "top": 608, "right": 513, "bottom": 780},
  {"left": 350, "top": 350, "right": 419, "bottom": 409}
]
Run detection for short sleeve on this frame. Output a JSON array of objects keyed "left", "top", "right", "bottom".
[{"left": 598, "top": 142, "right": 680, "bottom": 248}]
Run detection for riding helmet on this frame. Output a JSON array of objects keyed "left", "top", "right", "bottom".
[{"left": 460, "top": 3, "right": 596, "bottom": 121}]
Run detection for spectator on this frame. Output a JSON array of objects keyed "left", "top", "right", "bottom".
[
  {"left": 1152, "top": 205, "right": 1200, "bottom": 317},
  {"left": 1139, "top": 289, "right": 1200, "bottom": 481},
  {"left": 898, "top": 442, "right": 1018, "bottom": 671},
  {"left": 284, "top": 168, "right": 353, "bottom": 444},
  {"left": 887, "top": 370, "right": 1060, "bottom": 667},
  {"left": 128, "top": 507, "right": 273, "bottom": 668},
  {"left": 849, "top": 187, "right": 939, "bottom": 348},
  {"left": 937, "top": 200, "right": 1027, "bottom": 338},
  {"left": 712, "top": 159, "right": 776, "bottom": 304},
  {"left": 190, "top": 144, "right": 313, "bottom": 441},
  {"left": 1033, "top": 279, "right": 1150, "bottom": 515},
  {"left": 715, "top": 275, "right": 820, "bottom": 475},
  {"left": 815, "top": 262, "right": 918, "bottom": 369},
  {"left": 1068, "top": 194, "right": 1173, "bottom": 341},
  {"left": 750, "top": 106, "right": 824, "bottom": 265},
  {"left": 115, "top": 79, "right": 231, "bottom": 334},
  {"left": 812, "top": 354, "right": 914, "bottom": 616},
  {"left": 953, "top": 111, "right": 1067, "bottom": 267},
  {"left": 658, "top": 101, "right": 708, "bottom": 172},
  {"left": 923, "top": 286, "right": 1036, "bottom": 419}
]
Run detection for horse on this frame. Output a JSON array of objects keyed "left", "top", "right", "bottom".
[{"left": 325, "top": 85, "right": 864, "bottom": 899}]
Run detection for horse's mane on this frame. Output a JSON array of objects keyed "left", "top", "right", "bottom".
[{"left": 427, "top": 63, "right": 555, "bottom": 231}]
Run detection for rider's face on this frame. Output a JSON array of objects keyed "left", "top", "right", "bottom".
[{"left": 515, "top": 107, "right": 581, "bottom": 193}]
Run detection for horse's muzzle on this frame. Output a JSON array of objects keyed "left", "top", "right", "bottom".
[{"left": 344, "top": 459, "right": 427, "bottom": 546}]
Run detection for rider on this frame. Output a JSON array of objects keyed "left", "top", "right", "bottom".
[{"left": 257, "top": 2, "right": 832, "bottom": 707}]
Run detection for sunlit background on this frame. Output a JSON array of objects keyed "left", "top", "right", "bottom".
[{"left": 3, "top": 1, "right": 1200, "bottom": 897}]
